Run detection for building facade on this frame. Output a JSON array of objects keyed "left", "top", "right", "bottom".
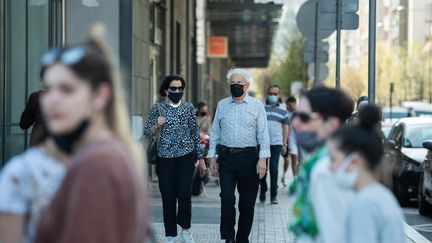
[
  {"left": 0, "top": 0, "right": 282, "bottom": 166},
  {"left": 0, "top": 0, "right": 220, "bottom": 166}
]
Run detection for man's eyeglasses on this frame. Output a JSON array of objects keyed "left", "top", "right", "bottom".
[
  {"left": 268, "top": 93, "right": 279, "bottom": 96},
  {"left": 168, "top": 86, "right": 184, "bottom": 92},
  {"left": 292, "top": 111, "right": 320, "bottom": 123},
  {"left": 41, "top": 47, "right": 86, "bottom": 67}
]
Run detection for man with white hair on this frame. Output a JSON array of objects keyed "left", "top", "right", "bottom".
[{"left": 209, "top": 68, "right": 270, "bottom": 243}]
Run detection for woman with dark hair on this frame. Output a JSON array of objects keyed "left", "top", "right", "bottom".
[
  {"left": 327, "top": 104, "right": 404, "bottom": 243},
  {"left": 289, "top": 87, "right": 354, "bottom": 243},
  {"left": 33, "top": 26, "right": 148, "bottom": 243},
  {"left": 19, "top": 67, "right": 48, "bottom": 146},
  {"left": 144, "top": 75, "right": 206, "bottom": 243}
]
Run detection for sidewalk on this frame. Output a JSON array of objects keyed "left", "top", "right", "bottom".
[
  {"left": 149, "top": 176, "right": 295, "bottom": 243},
  {"left": 149, "top": 164, "right": 430, "bottom": 243}
]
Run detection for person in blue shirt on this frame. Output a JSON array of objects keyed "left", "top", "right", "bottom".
[
  {"left": 259, "top": 84, "right": 289, "bottom": 204},
  {"left": 209, "top": 68, "right": 270, "bottom": 243}
]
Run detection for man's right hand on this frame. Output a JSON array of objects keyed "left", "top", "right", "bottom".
[
  {"left": 281, "top": 145, "right": 288, "bottom": 156},
  {"left": 209, "top": 158, "right": 219, "bottom": 176}
]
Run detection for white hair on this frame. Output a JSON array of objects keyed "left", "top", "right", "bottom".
[{"left": 226, "top": 68, "right": 252, "bottom": 84}]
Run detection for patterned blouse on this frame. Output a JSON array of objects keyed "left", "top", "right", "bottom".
[
  {"left": 0, "top": 148, "right": 66, "bottom": 243},
  {"left": 144, "top": 101, "right": 205, "bottom": 160}
]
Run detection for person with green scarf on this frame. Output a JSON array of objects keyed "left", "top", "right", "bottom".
[{"left": 288, "top": 87, "right": 354, "bottom": 243}]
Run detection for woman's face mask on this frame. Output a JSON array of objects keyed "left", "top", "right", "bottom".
[{"left": 333, "top": 153, "right": 359, "bottom": 190}]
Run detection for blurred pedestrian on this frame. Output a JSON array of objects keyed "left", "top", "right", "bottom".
[
  {"left": 347, "top": 95, "right": 368, "bottom": 125},
  {"left": 281, "top": 96, "right": 299, "bottom": 186},
  {"left": 328, "top": 104, "right": 404, "bottom": 243},
  {"left": 209, "top": 68, "right": 270, "bottom": 243},
  {"left": 19, "top": 68, "right": 48, "bottom": 146},
  {"left": 289, "top": 87, "right": 354, "bottom": 243},
  {"left": 0, "top": 132, "right": 69, "bottom": 243},
  {"left": 196, "top": 101, "right": 212, "bottom": 136},
  {"left": 407, "top": 107, "right": 415, "bottom": 117},
  {"left": 34, "top": 27, "right": 149, "bottom": 243},
  {"left": 259, "top": 84, "right": 289, "bottom": 204},
  {"left": 144, "top": 75, "right": 206, "bottom": 243}
]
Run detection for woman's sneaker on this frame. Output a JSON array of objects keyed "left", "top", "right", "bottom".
[
  {"left": 180, "top": 229, "right": 195, "bottom": 243},
  {"left": 164, "top": 236, "right": 176, "bottom": 243}
]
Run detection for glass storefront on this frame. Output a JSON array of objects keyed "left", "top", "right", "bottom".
[{"left": 0, "top": 0, "right": 62, "bottom": 166}]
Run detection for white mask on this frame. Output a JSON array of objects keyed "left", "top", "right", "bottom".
[{"left": 334, "top": 153, "right": 359, "bottom": 190}]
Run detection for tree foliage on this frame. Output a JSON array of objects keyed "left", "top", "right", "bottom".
[
  {"left": 323, "top": 41, "right": 431, "bottom": 105},
  {"left": 262, "top": 33, "right": 309, "bottom": 97}
]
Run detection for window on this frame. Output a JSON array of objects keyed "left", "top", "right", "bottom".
[
  {"left": 403, "top": 125, "right": 432, "bottom": 148},
  {"left": 1, "top": 0, "right": 62, "bottom": 167},
  {"left": 392, "top": 124, "right": 404, "bottom": 146}
]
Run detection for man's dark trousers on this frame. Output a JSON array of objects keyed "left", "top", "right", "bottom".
[
  {"left": 218, "top": 148, "right": 259, "bottom": 243},
  {"left": 259, "top": 145, "right": 282, "bottom": 199}
]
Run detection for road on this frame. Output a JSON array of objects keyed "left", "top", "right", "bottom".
[{"left": 404, "top": 206, "right": 432, "bottom": 240}]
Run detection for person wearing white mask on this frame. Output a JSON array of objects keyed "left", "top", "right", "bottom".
[{"left": 327, "top": 104, "right": 404, "bottom": 243}]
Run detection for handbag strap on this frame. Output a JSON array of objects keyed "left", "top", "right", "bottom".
[{"left": 155, "top": 102, "right": 164, "bottom": 143}]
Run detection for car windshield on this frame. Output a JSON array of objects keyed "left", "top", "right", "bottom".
[{"left": 403, "top": 125, "right": 432, "bottom": 148}]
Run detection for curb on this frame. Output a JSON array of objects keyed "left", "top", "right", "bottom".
[{"left": 405, "top": 222, "right": 431, "bottom": 243}]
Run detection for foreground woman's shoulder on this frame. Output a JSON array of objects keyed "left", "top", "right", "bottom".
[{"left": 73, "top": 139, "right": 132, "bottom": 168}]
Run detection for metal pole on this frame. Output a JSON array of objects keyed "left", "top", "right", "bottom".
[
  {"left": 390, "top": 83, "right": 394, "bottom": 121},
  {"left": 368, "top": 0, "right": 376, "bottom": 103},
  {"left": 335, "top": 0, "right": 342, "bottom": 89},
  {"left": 2, "top": 0, "right": 6, "bottom": 166},
  {"left": 314, "top": 0, "right": 320, "bottom": 86},
  {"left": 429, "top": 4, "right": 432, "bottom": 103}
]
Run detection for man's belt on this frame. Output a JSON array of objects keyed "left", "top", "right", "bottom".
[{"left": 218, "top": 145, "right": 258, "bottom": 154}]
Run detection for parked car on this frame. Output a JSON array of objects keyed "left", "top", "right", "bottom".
[
  {"left": 385, "top": 117, "right": 432, "bottom": 206},
  {"left": 419, "top": 140, "right": 432, "bottom": 215},
  {"left": 402, "top": 101, "right": 432, "bottom": 117},
  {"left": 382, "top": 106, "right": 415, "bottom": 124},
  {"left": 382, "top": 121, "right": 394, "bottom": 139}
]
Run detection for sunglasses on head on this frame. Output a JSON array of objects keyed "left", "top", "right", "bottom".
[
  {"left": 292, "top": 111, "right": 320, "bottom": 123},
  {"left": 168, "top": 86, "right": 184, "bottom": 92},
  {"left": 41, "top": 47, "right": 86, "bottom": 67}
]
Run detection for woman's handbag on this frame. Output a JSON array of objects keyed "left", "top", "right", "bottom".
[{"left": 147, "top": 103, "right": 163, "bottom": 165}]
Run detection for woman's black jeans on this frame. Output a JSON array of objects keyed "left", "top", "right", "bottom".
[{"left": 156, "top": 151, "right": 196, "bottom": 236}]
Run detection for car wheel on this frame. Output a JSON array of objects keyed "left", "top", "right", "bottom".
[
  {"left": 393, "top": 179, "right": 410, "bottom": 207},
  {"left": 418, "top": 175, "right": 432, "bottom": 215}
]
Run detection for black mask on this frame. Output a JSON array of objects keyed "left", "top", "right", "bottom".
[
  {"left": 199, "top": 112, "right": 207, "bottom": 117},
  {"left": 51, "top": 119, "right": 90, "bottom": 154},
  {"left": 230, "top": 84, "right": 245, "bottom": 98},
  {"left": 297, "top": 131, "right": 323, "bottom": 153},
  {"left": 168, "top": 91, "right": 183, "bottom": 104}
]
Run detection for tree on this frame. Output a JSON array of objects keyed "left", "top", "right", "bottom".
[
  {"left": 322, "top": 41, "right": 428, "bottom": 105},
  {"left": 263, "top": 33, "right": 309, "bottom": 96}
]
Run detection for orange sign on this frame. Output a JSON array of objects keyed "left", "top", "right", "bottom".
[{"left": 207, "top": 37, "right": 228, "bottom": 58}]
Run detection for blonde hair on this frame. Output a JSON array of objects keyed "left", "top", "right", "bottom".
[{"left": 88, "top": 24, "right": 144, "bottom": 172}]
